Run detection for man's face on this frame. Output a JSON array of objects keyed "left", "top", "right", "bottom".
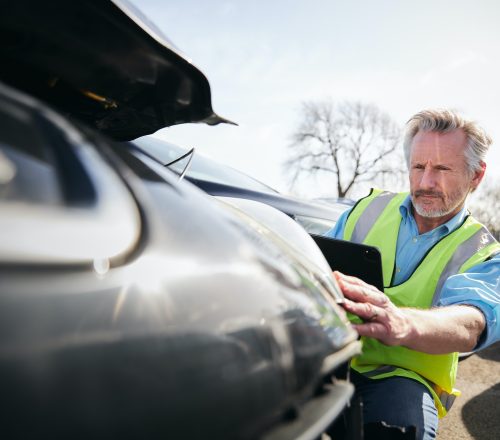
[{"left": 409, "top": 129, "right": 475, "bottom": 219}]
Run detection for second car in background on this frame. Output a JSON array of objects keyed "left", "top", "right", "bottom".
[{"left": 129, "top": 136, "right": 353, "bottom": 235}]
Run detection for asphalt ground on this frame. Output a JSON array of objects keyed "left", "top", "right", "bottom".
[{"left": 437, "top": 342, "right": 500, "bottom": 439}]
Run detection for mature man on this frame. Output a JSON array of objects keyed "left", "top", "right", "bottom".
[{"left": 326, "top": 109, "right": 500, "bottom": 439}]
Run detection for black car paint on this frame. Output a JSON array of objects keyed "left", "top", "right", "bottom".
[
  {"left": 0, "top": 1, "right": 361, "bottom": 438},
  {"left": 0, "top": 0, "right": 232, "bottom": 141},
  {"left": 0, "top": 82, "right": 359, "bottom": 438}
]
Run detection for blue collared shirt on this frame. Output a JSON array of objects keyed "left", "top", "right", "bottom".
[{"left": 325, "top": 195, "right": 500, "bottom": 350}]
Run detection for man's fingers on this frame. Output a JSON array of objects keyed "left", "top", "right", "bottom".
[
  {"left": 335, "top": 272, "right": 409, "bottom": 346},
  {"left": 352, "top": 322, "right": 388, "bottom": 339},
  {"left": 334, "top": 271, "right": 370, "bottom": 287},
  {"left": 334, "top": 271, "right": 380, "bottom": 293},
  {"left": 334, "top": 271, "right": 386, "bottom": 306},
  {"left": 342, "top": 298, "right": 385, "bottom": 322}
]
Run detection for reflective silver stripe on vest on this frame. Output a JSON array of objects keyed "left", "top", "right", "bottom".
[
  {"left": 431, "top": 226, "right": 497, "bottom": 306},
  {"left": 350, "top": 191, "right": 399, "bottom": 243},
  {"left": 438, "top": 390, "right": 457, "bottom": 412},
  {"left": 427, "top": 379, "right": 457, "bottom": 412},
  {"left": 362, "top": 365, "right": 397, "bottom": 377}
]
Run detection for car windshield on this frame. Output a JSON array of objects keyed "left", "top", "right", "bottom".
[{"left": 133, "top": 136, "right": 278, "bottom": 194}]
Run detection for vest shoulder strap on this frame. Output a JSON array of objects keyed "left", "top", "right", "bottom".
[
  {"left": 345, "top": 189, "right": 403, "bottom": 242},
  {"left": 432, "top": 218, "right": 500, "bottom": 304}
]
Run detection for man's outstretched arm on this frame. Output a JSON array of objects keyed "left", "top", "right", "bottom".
[{"left": 334, "top": 271, "right": 486, "bottom": 354}]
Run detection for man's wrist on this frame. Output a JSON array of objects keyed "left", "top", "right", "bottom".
[{"left": 399, "top": 308, "right": 421, "bottom": 348}]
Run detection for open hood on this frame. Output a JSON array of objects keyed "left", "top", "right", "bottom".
[{"left": 0, "top": 0, "right": 233, "bottom": 140}]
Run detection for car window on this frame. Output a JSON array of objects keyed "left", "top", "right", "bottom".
[{"left": 133, "top": 136, "right": 278, "bottom": 194}]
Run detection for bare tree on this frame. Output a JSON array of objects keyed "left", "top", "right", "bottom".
[
  {"left": 285, "top": 100, "right": 405, "bottom": 198},
  {"left": 468, "top": 177, "right": 500, "bottom": 239}
]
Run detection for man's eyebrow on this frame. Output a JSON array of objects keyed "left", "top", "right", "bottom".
[{"left": 410, "top": 159, "right": 454, "bottom": 168}]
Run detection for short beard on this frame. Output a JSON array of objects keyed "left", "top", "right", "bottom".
[{"left": 411, "top": 190, "right": 466, "bottom": 218}]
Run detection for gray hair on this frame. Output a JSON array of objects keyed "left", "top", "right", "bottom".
[{"left": 403, "top": 109, "right": 492, "bottom": 174}]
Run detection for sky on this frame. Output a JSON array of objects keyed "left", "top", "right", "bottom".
[{"left": 130, "top": 0, "right": 500, "bottom": 198}]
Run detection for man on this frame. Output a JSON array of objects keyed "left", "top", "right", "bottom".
[{"left": 325, "top": 109, "right": 500, "bottom": 439}]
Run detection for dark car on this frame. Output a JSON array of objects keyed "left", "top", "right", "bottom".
[
  {"left": 130, "top": 136, "right": 353, "bottom": 234},
  {"left": 0, "top": 1, "right": 360, "bottom": 438}
]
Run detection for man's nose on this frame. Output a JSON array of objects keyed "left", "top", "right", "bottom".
[{"left": 419, "top": 166, "right": 437, "bottom": 189}]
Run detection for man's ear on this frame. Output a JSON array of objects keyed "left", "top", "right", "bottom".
[{"left": 470, "top": 161, "right": 486, "bottom": 192}]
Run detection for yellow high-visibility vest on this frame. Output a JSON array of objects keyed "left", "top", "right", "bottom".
[{"left": 344, "top": 189, "right": 500, "bottom": 417}]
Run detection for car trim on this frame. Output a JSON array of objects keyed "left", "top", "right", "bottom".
[{"left": 262, "top": 381, "right": 355, "bottom": 440}]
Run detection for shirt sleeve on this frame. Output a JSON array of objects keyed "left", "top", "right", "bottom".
[
  {"left": 324, "top": 208, "right": 351, "bottom": 239},
  {"left": 436, "top": 253, "right": 500, "bottom": 351}
]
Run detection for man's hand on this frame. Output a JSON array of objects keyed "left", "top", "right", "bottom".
[
  {"left": 334, "top": 271, "right": 413, "bottom": 346},
  {"left": 333, "top": 271, "right": 486, "bottom": 353}
]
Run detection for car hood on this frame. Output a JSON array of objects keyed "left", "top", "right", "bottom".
[{"left": 0, "top": 0, "right": 232, "bottom": 140}]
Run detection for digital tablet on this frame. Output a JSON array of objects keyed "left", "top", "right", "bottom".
[{"left": 310, "top": 234, "right": 384, "bottom": 291}]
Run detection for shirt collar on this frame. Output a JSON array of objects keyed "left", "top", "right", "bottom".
[{"left": 398, "top": 194, "right": 468, "bottom": 234}]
